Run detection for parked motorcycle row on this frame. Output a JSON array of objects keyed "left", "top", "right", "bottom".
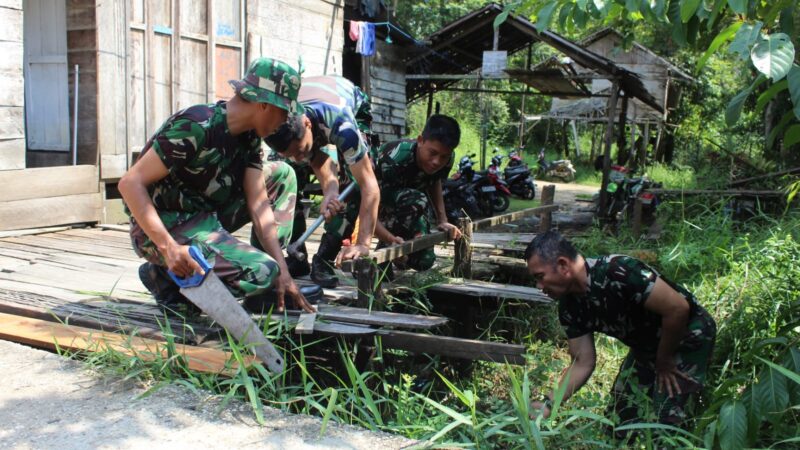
[{"left": 443, "top": 150, "right": 536, "bottom": 223}]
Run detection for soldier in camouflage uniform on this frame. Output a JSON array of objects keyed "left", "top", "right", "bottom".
[
  {"left": 265, "top": 75, "right": 380, "bottom": 288},
  {"left": 372, "top": 114, "right": 463, "bottom": 271},
  {"left": 525, "top": 231, "right": 715, "bottom": 438},
  {"left": 119, "top": 57, "right": 314, "bottom": 314}
]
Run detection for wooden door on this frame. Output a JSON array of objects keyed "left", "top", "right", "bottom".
[
  {"left": 23, "top": 0, "right": 70, "bottom": 151},
  {"left": 128, "top": 0, "right": 245, "bottom": 155}
]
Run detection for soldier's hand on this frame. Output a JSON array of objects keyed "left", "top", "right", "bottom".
[
  {"left": 529, "top": 400, "right": 552, "bottom": 420},
  {"left": 656, "top": 359, "right": 692, "bottom": 398},
  {"left": 335, "top": 244, "right": 370, "bottom": 267},
  {"left": 437, "top": 221, "right": 462, "bottom": 240},
  {"left": 320, "top": 195, "right": 344, "bottom": 222},
  {"left": 164, "top": 243, "right": 205, "bottom": 278},
  {"left": 275, "top": 273, "right": 315, "bottom": 313}
]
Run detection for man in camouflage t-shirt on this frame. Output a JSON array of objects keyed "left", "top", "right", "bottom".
[
  {"left": 265, "top": 75, "right": 380, "bottom": 288},
  {"left": 372, "top": 114, "right": 463, "bottom": 271},
  {"left": 525, "top": 231, "right": 715, "bottom": 437},
  {"left": 119, "top": 57, "right": 313, "bottom": 314}
]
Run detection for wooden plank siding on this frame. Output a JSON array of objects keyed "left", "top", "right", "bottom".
[
  {"left": 126, "top": 0, "right": 245, "bottom": 165},
  {"left": 369, "top": 40, "right": 406, "bottom": 143},
  {"left": 245, "top": 0, "right": 344, "bottom": 76},
  {"left": 0, "top": 165, "right": 102, "bottom": 231},
  {"left": 0, "top": 2, "right": 25, "bottom": 170}
]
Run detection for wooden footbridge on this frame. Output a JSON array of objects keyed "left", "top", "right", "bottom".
[{"left": 0, "top": 187, "right": 560, "bottom": 373}]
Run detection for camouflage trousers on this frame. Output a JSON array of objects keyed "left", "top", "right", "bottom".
[
  {"left": 380, "top": 187, "right": 436, "bottom": 271},
  {"left": 607, "top": 305, "right": 716, "bottom": 436},
  {"left": 130, "top": 161, "right": 297, "bottom": 298}
]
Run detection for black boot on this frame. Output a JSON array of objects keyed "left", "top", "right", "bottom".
[
  {"left": 285, "top": 251, "right": 311, "bottom": 277},
  {"left": 138, "top": 262, "right": 201, "bottom": 317},
  {"left": 310, "top": 233, "right": 342, "bottom": 288}
]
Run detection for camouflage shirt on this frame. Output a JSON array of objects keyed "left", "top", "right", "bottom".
[
  {"left": 558, "top": 255, "right": 700, "bottom": 354},
  {"left": 376, "top": 139, "right": 454, "bottom": 193},
  {"left": 133, "top": 101, "right": 263, "bottom": 226},
  {"left": 298, "top": 76, "right": 371, "bottom": 167}
]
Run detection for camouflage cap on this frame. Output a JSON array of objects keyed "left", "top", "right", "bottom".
[{"left": 229, "top": 57, "right": 303, "bottom": 115}]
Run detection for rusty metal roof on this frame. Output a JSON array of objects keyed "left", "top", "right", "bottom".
[{"left": 405, "top": 3, "right": 662, "bottom": 113}]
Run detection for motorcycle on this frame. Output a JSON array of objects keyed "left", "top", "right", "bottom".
[
  {"left": 494, "top": 151, "right": 536, "bottom": 200},
  {"left": 537, "top": 149, "right": 576, "bottom": 182},
  {"left": 444, "top": 154, "right": 500, "bottom": 221},
  {"left": 487, "top": 155, "right": 512, "bottom": 212},
  {"left": 604, "top": 173, "right": 662, "bottom": 223}
]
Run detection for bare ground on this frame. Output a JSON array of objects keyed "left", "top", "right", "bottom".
[{"left": 0, "top": 340, "right": 415, "bottom": 450}]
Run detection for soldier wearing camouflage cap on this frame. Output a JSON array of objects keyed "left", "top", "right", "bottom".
[
  {"left": 525, "top": 231, "right": 716, "bottom": 440},
  {"left": 119, "top": 57, "right": 314, "bottom": 315}
]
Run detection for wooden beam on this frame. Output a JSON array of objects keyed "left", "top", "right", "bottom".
[
  {"left": 0, "top": 312, "right": 252, "bottom": 376},
  {"left": 471, "top": 204, "right": 559, "bottom": 231},
  {"left": 539, "top": 185, "right": 555, "bottom": 232},
  {"left": 342, "top": 231, "right": 450, "bottom": 271},
  {"left": 282, "top": 304, "right": 447, "bottom": 330},
  {"left": 729, "top": 167, "right": 800, "bottom": 187},
  {"left": 646, "top": 189, "right": 785, "bottom": 197},
  {"left": 376, "top": 329, "right": 526, "bottom": 365},
  {"left": 598, "top": 82, "right": 621, "bottom": 216},
  {"left": 452, "top": 217, "right": 473, "bottom": 278}
]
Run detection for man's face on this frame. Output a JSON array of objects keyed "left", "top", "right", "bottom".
[
  {"left": 416, "top": 137, "right": 453, "bottom": 175},
  {"left": 256, "top": 104, "right": 288, "bottom": 138},
  {"left": 279, "top": 117, "right": 314, "bottom": 163},
  {"left": 527, "top": 254, "right": 571, "bottom": 300}
]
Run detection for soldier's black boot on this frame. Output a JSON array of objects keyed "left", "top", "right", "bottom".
[
  {"left": 310, "top": 233, "right": 342, "bottom": 288},
  {"left": 138, "top": 262, "right": 201, "bottom": 317}
]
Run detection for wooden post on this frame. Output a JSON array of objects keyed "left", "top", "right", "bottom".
[
  {"left": 640, "top": 123, "right": 650, "bottom": 169},
  {"left": 539, "top": 185, "right": 555, "bottom": 232},
  {"left": 598, "top": 82, "right": 621, "bottom": 216},
  {"left": 355, "top": 257, "right": 376, "bottom": 308},
  {"left": 452, "top": 217, "right": 473, "bottom": 278},
  {"left": 632, "top": 197, "right": 643, "bottom": 237},
  {"left": 616, "top": 94, "right": 629, "bottom": 165},
  {"left": 426, "top": 87, "right": 434, "bottom": 118}
]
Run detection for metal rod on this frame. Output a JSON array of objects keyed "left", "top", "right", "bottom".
[{"left": 72, "top": 64, "right": 79, "bottom": 166}]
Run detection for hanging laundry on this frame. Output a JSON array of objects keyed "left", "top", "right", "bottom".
[
  {"left": 349, "top": 20, "right": 361, "bottom": 42},
  {"left": 356, "top": 22, "right": 376, "bottom": 56}
]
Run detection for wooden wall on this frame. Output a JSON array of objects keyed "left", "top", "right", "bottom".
[
  {"left": 0, "top": 1, "right": 25, "bottom": 170},
  {"left": 246, "top": 0, "right": 343, "bottom": 76},
  {"left": 125, "top": 0, "right": 246, "bottom": 170},
  {"left": 66, "top": 0, "right": 99, "bottom": 167},
  {"left": 369, "top": 40, "right": 406, "bottom": 143}
]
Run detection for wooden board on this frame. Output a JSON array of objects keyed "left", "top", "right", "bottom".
[
  {"left": 376, "top": 330, "right": 526, "bottom": 365},
  {"left": 311, "top": 304, "right": 446, "bottom": 330},
  {"left": 0, "top": 165, "right": 98, "bottom": 202},
  {"left": 0, "top": 192, "right": 102, "bottom": 231},
  {"left": 0, "top": 312, "right": 250, "bottom": 375},
  {"left": 428, "top": 279, "right": 551, "bottom": 304}
]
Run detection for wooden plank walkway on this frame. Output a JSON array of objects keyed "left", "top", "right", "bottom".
[{"left": 0, "top": 226, "right": 535, "bottom": 365}]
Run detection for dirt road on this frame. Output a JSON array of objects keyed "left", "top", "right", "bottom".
[{"left": 0, "top": 340, "right": 414, "bottom": 449}]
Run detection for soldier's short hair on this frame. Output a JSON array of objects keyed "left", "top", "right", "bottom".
[
  {"left": 421, "top": 114, "right": 460, "bottom": 150},
  {"left": 264, "top": 114, "right": 307, "bottom": 152},
  {"left": 524, "top": 230, "right": 578, "bottom": 265}
]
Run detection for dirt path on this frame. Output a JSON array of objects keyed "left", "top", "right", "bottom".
[
  {"left": 0, "top": 340, "right": 414, "bottom": 449},
  {"left": 541, "top": 180, "right": 599, "bottom": 211}
]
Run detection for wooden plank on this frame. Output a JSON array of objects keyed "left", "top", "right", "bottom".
[
  {"left": 0, "top": 165, "right": 98, "bottom": 202},
  {"left": 0, "top": 192, "right": 102, "bottom": 231},
  {"left": 342, "top": 231, "right": 450, "bottom": 271},
  {"left": 295, "top": 312, "right": 315, "bottom": 335},
  {"left": 311, "top": 304, "right": 447, "bottom": 330},
  {"left": 472, "top": 204, "right": 559, "bottom": 231},
  {"left": 646, "top": 189, "right": 785, "bottom": 197},
  {"left": 428, "top": 279, "right": 551, "bottom": 304},
  {"left": 452, "top": 217, "right": 472, "bottom": 278},
  {"left": 539, "top": 185, "right": 555, "bottom": 232},
  {"left": 0, "top": 312, "right": 250, "bottom": 375},
  {"left": 0, "top": 235, "right": 139, "bottom": 260},
  {"left": 376, "top": 329, "right": 526, "bottom": 365},
  {"left": 0, "top": 226, "right": 71, "bottom": 238}
]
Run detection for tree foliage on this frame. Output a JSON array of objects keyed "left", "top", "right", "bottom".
[{"left": 505, "top": 0, "right": 799, "bottom": 151}]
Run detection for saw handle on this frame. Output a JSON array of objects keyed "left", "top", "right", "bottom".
[{"left": 167, "top": 245, "right": 213, "bottom": 288}]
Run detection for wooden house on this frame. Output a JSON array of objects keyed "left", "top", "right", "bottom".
[{"left": 0, "top": 0, "right": 415, "bottom": 232}]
